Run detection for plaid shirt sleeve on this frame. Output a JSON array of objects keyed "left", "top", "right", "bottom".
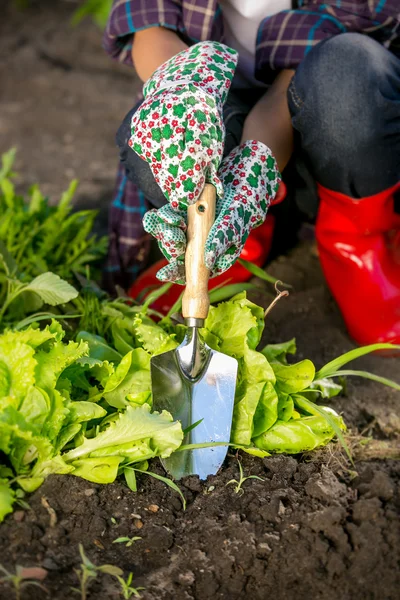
[
  {"left": 256, "top": 0, "right": 400, "bottom": 77},
  {"left": 103, "top": 0, "right": 186, "bottom": 66},
  {"left": 104, "top": 163, "right": 152, "bottom": 292}
]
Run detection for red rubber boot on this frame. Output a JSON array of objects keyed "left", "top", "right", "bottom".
[{"left": 316, "top": 181, "right": 400, "bottom": 345}]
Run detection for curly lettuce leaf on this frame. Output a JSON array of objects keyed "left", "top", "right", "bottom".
[
  {"left": 35, "top": 339, "right": 88, "bottom": 390},
  {"left": 0, "top": 339, "right": 36, "bottom": 399},
  {"left": 0, "top": 322, "right": 63, "bottom": 349},
  {"left": 133, "top": 315, "right": 178, "bottom": 356},
  {"left": 64, "top": 404, "right": 183, "bottom": 461},
  {"left": 204, "top": 300, "right": 258, "bottom": 357},
  {"left": 0, "top": 406, "right": 53, "bottom": 471}
]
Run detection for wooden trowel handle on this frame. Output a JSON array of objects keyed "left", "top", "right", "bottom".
[{"left": 182, "top": 184, "right": 216, "bottom": 321}]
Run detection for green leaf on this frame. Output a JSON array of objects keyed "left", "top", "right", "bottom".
[
  {"left": 277, "top": 393, "right": 294, "bottom": 422},
  {"left": 103, "top": 348, "right": 151, "bottom": 409},
  {"left": 252, "top": 382, "right": 279, "bottom": 438},
  {"left": 315, "top": 343, "right": 400, "bottom": 379},
  {"left": 0, "top": 339, "right": 36, "bottom": 399},
  {"left": 292, "top": 396, "right": 351, "bottom": 462},
  {"left": 25, "top": 272, "right": 78, "bottom": 306},
  {"left": 309, "top": 377, "right": 343, "bottom": 398},
  {"left": 0, "top": 178, "right": 15, "bottom": 208},
  {"left": 272, "top": 360, "right": 315, "bottom": 394},
  {"left": 0, "top": 479, "right": 15, "bottom": 522},
  {"left": 204, "top": 298, "right": 259, "bottom": 356},
  {"left": 77, "top": 331, "right": 122, "bottom": 363},
  {"left": 0, "top": 240, "right": 18, "bottom": 275},
  {"left": 254, "top": 409, "right": 346, "bottom": 454},
  {"left": 261, "top": 339, "right": 296, "bottom": 364},
  {"left": 64, "top": 404, "right": 183, "bottom": 461},
  {"left": 68, "top": 401, "right": 107, "bottom": 423},
  {"left": 238, "top": 258, "right": 290, "bottom": 286},
  {"left": 133, "top": 315, "right": 177, "bottom": 356},
  {"left": 98, "top": 564, "right": 124, "bottom": 576},
  {"left": 232, "top": 346, "right": 276, "bottom": 444},
  {"left": 0, "top": 148, "right": 16, "bottom": 182},
  {"left": 124, "top": 467, "right": 137, "bottom": 492},
  {"left": 71, "top": 456, "right": 123, "bottom": 484}
]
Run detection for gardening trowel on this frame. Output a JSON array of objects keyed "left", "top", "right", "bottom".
[{"left": 151, "top": 184, "right": 238, "bottom": 480}]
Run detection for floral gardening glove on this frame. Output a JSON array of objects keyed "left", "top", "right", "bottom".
[
  {"left": 129, "top": 41, "right": 238, "bottom": 208},
  {"left": 143, "top": 140, "right": 281, "bottom": 283}
]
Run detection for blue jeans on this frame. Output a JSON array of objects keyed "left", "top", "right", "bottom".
[
  {"left": 117, "top": 33, "right": 400, "bottom": 212},
  {"left": 288, "top": 32, "right": 400, "bottom": 201}
]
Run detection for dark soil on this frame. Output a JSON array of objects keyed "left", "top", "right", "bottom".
[{"left": 0, "top": 2, "right": 399, "bottom": 600}]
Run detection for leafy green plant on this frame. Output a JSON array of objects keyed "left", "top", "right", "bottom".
[
  {"left": 0, "top": 564, "right": 47, "bottom": 600},
  {"left": 115, "top": 572, "right": 145, "bottom": 599},
  {"left": 72, "top": 544, "right": 123, "bottom": 600},
  {"left": 0, "top": 149, "right": 107, "bottom": 283},
  {"left": 226, "top": 460, "right": 264, "bottom": 496},
  {"left": 113, "top": 536, "right": 142, "bottom": 548},
  {"left": 0, "top": 268, "right": 78, "bottom": 327}
]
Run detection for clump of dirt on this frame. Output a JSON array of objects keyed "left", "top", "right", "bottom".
[{"left": 0, "top": 454, "right": 399, "bottom": 600}]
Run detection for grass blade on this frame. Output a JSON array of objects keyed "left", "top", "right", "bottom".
[
  {"left": 141, "top": 282, "right": 173, "bottom": 312},
  {"left": 177, "top": 441, "right": 230, "bottom": 451},
  {"left": 134, "top": 468, "right": 186, "bottom": 510},
  {"left": 315, "top": 343, "right": 400, "bottom": 379},
  {"left": 14, "top": 312, "right": 82, "bottom": 330},
  {"left": 208, "top": 283, "right": 258, "bottom": 304},
  {"left": 182, "top": 418, "right": 204, "bottom": 435},
  {"left": 325, "top": 369, "right": 400, "bottom": 391},
  {"left": 238, "top": 258, "right": 291, "bottom": 287}
]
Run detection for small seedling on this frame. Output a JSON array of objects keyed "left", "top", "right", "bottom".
[
  {"left": 112, "top": 536, "right": 142, "bottom": 548},
  {"left": 226, "top": 460, "right": 265, "bottom": 496},
  {"left": 72, "top": 544, "right": 123, "bottom": 600},
  {"left": 0, "top": 564, "right": 47, "bottom": 600},
  {"left": 115, "top": 572, "right": 145, "bottom": 599}
]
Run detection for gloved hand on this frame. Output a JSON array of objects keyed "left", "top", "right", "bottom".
[
  {"left": 129, "top": 41, "right": 238, "bottom": 210},
  {"left": 143, "top": 140, "right": 281, "bottom": 283}
]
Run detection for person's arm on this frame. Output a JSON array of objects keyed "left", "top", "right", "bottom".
[
  {"left": 131, "top": 27, "right": 188, "bottom": 82},
  {"left": 241, "top": 69, "right": 295, "bottom": 172}
]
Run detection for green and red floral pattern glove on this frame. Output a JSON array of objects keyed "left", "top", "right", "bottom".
[
  {"left": 129, "top": 41, "right": 238, "bottom": 209},
  {"left": 143, "top": 141, "right": 281, "bottom": 283}
]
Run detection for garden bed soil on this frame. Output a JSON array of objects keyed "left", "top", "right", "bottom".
[{"left": 1, "top": 2, "right": 399, "bottom": 599}]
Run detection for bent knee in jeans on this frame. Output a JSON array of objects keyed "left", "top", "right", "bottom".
[{"left": 288, "top": 33, "right": 400, "bottom": 197}]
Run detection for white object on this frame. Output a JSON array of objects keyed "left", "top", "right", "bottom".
[{"left": 220, "top": 0, "right": 291, "bottom": 87}]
